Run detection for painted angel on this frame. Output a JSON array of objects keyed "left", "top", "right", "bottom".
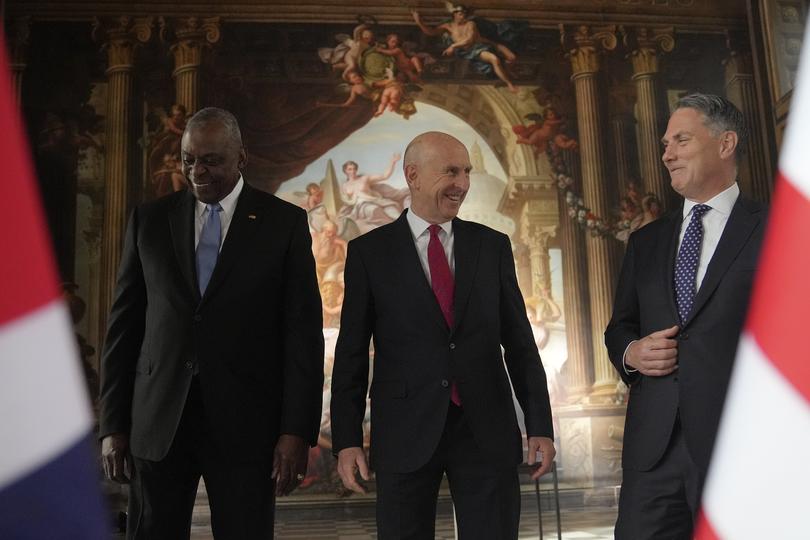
[
  {"left": 318, "top": 22, "right": 377, "bottom": 80},
  {"left": 513, "top": 108, "right": 579, "bottom": 156}
]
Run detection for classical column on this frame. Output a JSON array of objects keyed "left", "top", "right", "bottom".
[
  {"left": 159, "top": 17, "right": 221, "bottom": 114},
  {"left": 725, "top": 31, "right": 773, "bottom": 202},
  {"left": 521, "top": 223, "right": 556, "bottom": 306},
  {"left": 556, "top": 170, "right": 594, "bottom": 401},
  {"left": 8, "top": 17, "right": 31, "bottom": 104},
  {"left": 611, "top": 112, "right": 637, "bottom": 197},
  {"left": 93, "top": 16, "right": 153, "bottom": 343},
  {"left": 623, "top": 27, "right": 674, "bottom": 208},
  {"left": 561, "top": 25, "right": 622, "bottom": 397}
]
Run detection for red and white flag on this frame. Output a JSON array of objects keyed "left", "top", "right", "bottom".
[
  {"left": 694, "top": 23, "right": 810, "bottom": 540},
  {"left": 0, "top": 37, "right": 108, "bottom": 536}
]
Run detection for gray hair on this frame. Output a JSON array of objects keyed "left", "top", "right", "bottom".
[
  {"left": 185, "top": 107, "right": 243, "bottom": 147},
  {"left": 673, "top": 93, "right": 747, "bottom": 160}
]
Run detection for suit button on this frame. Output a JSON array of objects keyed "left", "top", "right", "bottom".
[
  {"left": 441, "top": 379, "right": 449, "bottom": 388},
  {"left": 193, "top": 314, "right": 202, "bottom": 322},
  {"left": 680, "top": 333, "right": 689, "bottom": 340},
  {"left": 185, "top": 361, "right": 193, "bottom": 370},
  {"left": 449, "top": 343, "right": 456, "bottom": 350}
]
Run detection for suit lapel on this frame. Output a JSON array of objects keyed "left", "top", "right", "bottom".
[
  {"left": 685, "top": 197, "right": 761, "bottom": 326},
  {"left": 169, "top": 190, "right": 200, "bottom": 302},
  {"left": 200, "top": 183, "right": 263, "bottom": 306},
  {"left": 451, "top": 218, "right": 480, "bottom": 334},
  {"left": 393, "top": 211, "right": 450, "bottom": 333}
]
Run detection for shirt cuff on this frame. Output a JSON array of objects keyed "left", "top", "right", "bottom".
[{"left": 623, "top": 340, "right": 639, "bottom": 374}]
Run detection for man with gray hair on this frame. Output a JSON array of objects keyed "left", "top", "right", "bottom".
[
  {"left": 605, "top": 93, "right": 767, "bottom": 538},
  {"left": 99, "top": 107, "right": 324, "bottom": 538}
]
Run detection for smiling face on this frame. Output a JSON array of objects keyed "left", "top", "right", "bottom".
[
  {"left": 181, "top": 122, "right": 246, "bottom": 204},
  {"left": 405, "top": 133, "right": 471, "bottom": 224},
  {"left": 661, "top": 107, "right": 736, "bottom": 202}
]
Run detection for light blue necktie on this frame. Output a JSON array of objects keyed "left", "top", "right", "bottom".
[
  {"left": 196, "top": 203, "right": 222, "bottom": 295},
  {"left": 674, "top": 204, "right": 711, "bottom": 323}
]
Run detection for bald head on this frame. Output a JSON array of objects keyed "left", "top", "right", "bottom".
[
  {"left": 403, "top": 131, "right": 471, "bottom": 224},
  {"left": 403, "top": 131, "right": 466, "bottom": 170}
]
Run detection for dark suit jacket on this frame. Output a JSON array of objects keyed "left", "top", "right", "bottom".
[
  {"left": 605, "top": 195, "right": 766, "bottom": 473},
  {"left": 330, "top": 211, "right": 553, "bottom": 473},
  {"left": 99, "top": 183, "right": 324, "bottom": 463}
]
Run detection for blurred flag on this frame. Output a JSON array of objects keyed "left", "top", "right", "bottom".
[
  {"left": 694, "top": 22, "right": 810, "bottom": 540},
  {"left": 0, "top": 37, "right": 108, "bottom": 537}
]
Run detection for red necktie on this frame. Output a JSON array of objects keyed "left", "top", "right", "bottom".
[{"left": 428, "top": 224, "right": 461, "bottom": 406}]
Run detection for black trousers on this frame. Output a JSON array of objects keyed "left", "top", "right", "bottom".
[
  {"left": 375, "top": 403, "right": 521, "bottom": 540},
  {"left": 127, "top": 379, "right": 276, "bottom": 540},
  {"left": 615, "top": 419, "right": 704, "bottom": 540}
]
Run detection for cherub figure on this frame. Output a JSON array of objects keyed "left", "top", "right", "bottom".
[
  {"left": 318, "top": 22, "right": 377, "bottom": 80},
  {"left": 315, "top": 70, "right": 374, "bottom": 109},
  {"left": 513, "top": 107, "right": 579, "bottom": 155},
  {"left": 412, "top": 3, "right": 520, "bottom": 93},
  {"left": 373, "top": 68, "right": 406, "bottom": 117},
  {"left": 163, "top": 103, "right": 187, "bottom": 136},
  {"left": 152, "top": 153, "right": 187, "bottom": 197},
  {"left": 375, "top": 33, "right": 425, "bottom": 83},
  {"left": 305, "top": 183, "right": 325, "bottom": 210}
]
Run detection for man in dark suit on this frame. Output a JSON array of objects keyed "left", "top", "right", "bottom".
[
  {"left": 98, "top": 107, "right": 324, "bottom": 539},
  {"left": 605, "top": 94, "right": 767, "bottom": 539},
  {"left": 331, "top": 131, "right": 555, "bottom": 539}
]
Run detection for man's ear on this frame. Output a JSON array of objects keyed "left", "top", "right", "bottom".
[
  {"left": 238, "top": 147, "right": 248, "bottom": 169},
  {"left": 718, "top": 131, "right": 738, "bottom": 160},
  {"left": 404, "top": 163, "right": 418, "bottom": 187}
]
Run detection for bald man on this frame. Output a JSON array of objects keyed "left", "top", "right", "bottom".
[{"left": 330, "top": 132, "right": 555, "bottom": 539}]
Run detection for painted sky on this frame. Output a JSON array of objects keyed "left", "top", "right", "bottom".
[{"left": 279, "top": 102, "right": 508, "bottom": 194}]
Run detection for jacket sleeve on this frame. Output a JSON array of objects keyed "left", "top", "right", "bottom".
[
  {"left": 605, "top": 233, "right": 642, "bottom": 386},
  {"left": 330, "top": 240, "right": 374, "bottom": 452},
  {"left": 98, "top": 208, "right": 147, "bottom": 440},
  {"left": 498, "top": 234, "right": 554, "bottom": 439},
  {"left": 280, "top": 209, "right": 325, "bottom": 446}
]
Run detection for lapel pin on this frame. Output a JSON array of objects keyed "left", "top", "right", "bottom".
[{"left": 248, "top": 214, "right": 257, "bottom": 220}]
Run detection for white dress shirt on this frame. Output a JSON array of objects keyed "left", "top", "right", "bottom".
[
  {"left": 677, "top": 182, "right": 739, "bottom": 290},
  {"left": 624, "top": 182, "right": 740, "bottom": 374},
  {"left": 194, "top": 176, "right": 244, "bottom": 250},
  {"left": 406, "top": 209, "right": 455, "bottom": 284}
]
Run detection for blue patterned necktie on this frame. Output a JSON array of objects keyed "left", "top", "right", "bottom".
[
  {"left": 674, "top": 203, "right": 711, "bottom": 323},
  {"left": 196, "top": 203, "right": 222, "bottom": 295}
]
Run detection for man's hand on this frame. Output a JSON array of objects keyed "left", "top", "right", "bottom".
[
  {"left": 527, "top": 436, "right": 556, "bottom": 480},
  {"left": 272, "top": 434, "right": 308, "bottom": 496},
  {"left": 101, "top": 433, "right": 132, "bottom": 484},
  {"left": 625, "top": 325, "right": 680, "bottom": 376},
  {"left": 337, "top": 447, "right": 370, "bottom": 494}
]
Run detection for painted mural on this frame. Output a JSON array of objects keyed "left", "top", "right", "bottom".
[{"left": 13, "top": 0, "right": 775, "bottom": 503}]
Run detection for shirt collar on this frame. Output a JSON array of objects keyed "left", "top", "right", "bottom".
[
  {"left": 196, "top": 175, "right": 244, "bottom": 218},
  {"left": 682, "top": 181, "right": 739, "bottom": 221},
  {"left": 406, "top": 208, "right": 453, "bottom": 240}
]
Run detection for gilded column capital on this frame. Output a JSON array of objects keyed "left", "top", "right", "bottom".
[
  {"left": 560, "top": 24, "right": 617, "bottom": 77},
  {"left": 520, "top": 222, "right": 556, "bottom": 249},
  {"left": 92, "top": 16, "right": 154, "bottom": 72},
  {"left": 621, "top": 27, "right": 674, "bottom": 78},
  {"left": 9, "top": 16, "right": 31, "bottom": 67},
  {"left": 159, "top": 17, "right": 222, "bottom": 73}
]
